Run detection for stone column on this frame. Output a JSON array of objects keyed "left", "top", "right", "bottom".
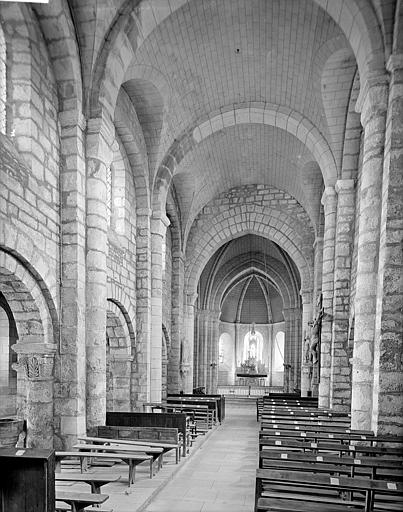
[
  {"left": 234, "top": 322, "right": 241, "bottom": 385},
  {"left": 351, "top": 77, "right": 389, "bottom": 431},
  {"left": 210, "top": 313, "right": 220, "bottom": 393},
  {"left": 318, "top": 186, "right": 337, "bottom": 408},
  {"left": 181, "top": 293, "right": 197, "bottom": 392},
  {"left": 108, "top": 354, "right": 134, "bottom": 411},
  {"left": 199, "top": 310, "right": 209, "bottom": 389},
  {"left": 12, "top": 342, "right": 56, "bottom": 448},
  {"left": 193, "top": 308, "right": 200, "bottom": 388},
  {"left": 57, "top": 109, "right": 87, "bottom": 447},
  {"left": 282, "top": 309, "right": 293, "bottom": 393},
  {"left": 330, "top": 179, "right": 355, "bottom": 411},
  {"left": 372, "top": 56, "right": 403, "bottom": 435},
  {"left": 85, "top": 118, "right": 113, "bottom": 430},
  {"left": 313, "top": 237, "right": 323, "bottom": 308},
  {"left": 169, "top": 250, "right": 184, "bottom": 394},
  {"left": 134, "top": 208, "right": 152, "bottom": 404},
  {"left": 150, "top": 212, "right": 170, "bottom": 402},
  {"left": 300, "top": 290, "right": 313, "bottom": 397}
]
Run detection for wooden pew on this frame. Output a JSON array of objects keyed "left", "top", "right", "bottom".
[
  {"left": 162, "top": 403, "right": 213, "bottom": 433},
  {"left": 259, "top": 428, "right": 403, "bottom": 447},
  {"left": 106, "top": 411, "right": 189, "bottom": 457},
  {"left": 95, "top": 424, "right": 182, "bottom": 463},
  {"left": 55, "top": 490, "right": 108, "bottom": 512},
  {"left": 255, "top": 468, "right": 403, "bottom": 511},
  {"left": 73, "top": 442, "right": 161, "bottom": 475},
  {"left": 169, "top": 393, "right": 225, "bottom": 422},
  {"left": 261, "top": 419, "right": 372, "bottom": 434},
  {"left": 258, "top": 437, "right": 403, "bottom": 458},
  {"left": 55, "top": 472, "right": 121, "bottom": 494},
  {"left": 259, "top": 450, "right": 403, "bottom": 479},
  {"left": 55, "top": 450, "right": 152, "bottom": 486}
]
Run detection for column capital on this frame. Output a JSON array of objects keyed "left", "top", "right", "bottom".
[
  {"left": 335, "top": 179, "right": 355, "bottom": 194},
  {"left": 137, "top": 207, "right": 152, "bottom": 218},
  {"left": 59, "top": 109, "right": 86, "bottom": 130},
  {"left": 12, "top": 343, "right": 57, "bottom": 381},
  {"left": 321, "top": 186, "right": 337, "bottom": 212},
  {"left": 185, "top": 292, "right": 198, "bottom": 307},
  {"left": 300, "top": 289, "right": 313, "bottom": 304},
  {"left": 313, "top": 236, "right": 323, "bottom": 248},
  {"left": 151, "top": 212, "right": 170, "bottom": 235},
  {"left": 387, "top": 53, "right": 403, "bottom": 74}
]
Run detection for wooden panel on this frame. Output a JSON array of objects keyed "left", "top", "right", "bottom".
[{"left": 0, "top": 447, "right": 55, "bottom": 512}]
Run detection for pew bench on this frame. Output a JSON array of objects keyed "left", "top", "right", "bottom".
[
  {"left": 259, "top": 451, "right": 403, "bottom": 482},
  {"left": 55, "top": 472, "right": 121, "bottom": 493},
  {"left": 105, "top": 412, "right": 189, "bottom": 457},
  {"left": 55, "top": 450, "right": 152, "bottom": 486},
  {"left": 258, "top": 437, "right": 403, "bottom": 458},
  {"left": 261, "top": 420, "right": 373, "bottom": 435},
  {"left": 255, "top": 468, "right": 403, "bottom": 512},
  {"left": 79, "top": 435, "right": 177, "bottom": 467},
  {"left": 95, "top": 425, "right": 182, "bottom": 463},
  {"left": 259, "top": 428, "right": 402, "bottom": 446},
  {"left": 55, "top": 490, "right": 108, "bottom": 512},
  {"left": 259, "top": 450, "right": 403, "bottom": 478},
  {"left": 74, "top": 441, "right": 162, "bottom": 473}
]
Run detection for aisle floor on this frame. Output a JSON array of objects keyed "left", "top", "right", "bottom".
[{"left": 143, "top": 399, "right": 259, "bottom": 512}]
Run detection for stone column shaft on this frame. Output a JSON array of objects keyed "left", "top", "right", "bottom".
[
  {"left": 351, "top": 79, "right": 388, "bottom": 431},
  {"left": 210, "top": 315, "right": 220, "bottom": 393},
  {"left": 57, "top": 110, "right": 87, "bottom": 447},
  {"left": 318, "top": 186, "right": 337, "bottom": 408},
  {"left": 300, "top": 291, "right": 313, "bottom": 397},
  {"left": 85, "top": 118, "right": 113, "bottom": 430},
  {"left": 372, "top": 56, "right": 403, "bottom": 435},
  {"left": 150, "top": 213, "right": 170, "bottom": 402},
  {"left": 181, "top": 293, "right": 196, "bottom": 392},
  {"left": 168, "top": 250, "right": 184, "bottom": 394},
  {"left": 330, "top": 179, "right": 355, "bottom": 411},
  {"left": 134, "top": 208, "right": 152, "bottom": 404}
]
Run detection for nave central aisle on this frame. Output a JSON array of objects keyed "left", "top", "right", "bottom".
[{"left": 144, "top": 399, "right": 258, "bottom": 512}]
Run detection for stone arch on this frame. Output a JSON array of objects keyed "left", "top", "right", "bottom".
[
  {"left": 313, "top": 0, "right": 385, "bottom": 86},
  {"left": 0, "top": 249, "right": 57, "bottom": 447},
  {"left": 185, "top": 187, "right": 314, "bottom": 297},
  {"left": 210, "top": 256, "right": 300, "bottom": 315},
  {"left": 34, "top": 0, "right": 83, "bottom": 109},
  {"left": 115, "top": 88, "right": 150, "bottom": 210},
  {"left": 106, "top": 284, "right": 136, "bottom": 342},
  {"left": 186, "top": 221, "right": 312, "bottom": 305},
  {"left": 393, "top": 0, "right": 403, "bottom": 54},
  {"left": 0, "top": 248, "right": 58, "bottom": 346},
  {"left": 106, "top": 298, "right": 136, "bottom": 412},
  {"left": 191, "top": 104, "right": 337, "bottom": 185},
  {"left": 0, "top": 220, "right": 59, "bottom": 324}
]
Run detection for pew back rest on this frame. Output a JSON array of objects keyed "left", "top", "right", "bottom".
[
  {"left": 96, "top": 425, "right": 179, "bottom": 445},
  {"left": 105, "top": 411, "right": 188, "bottom": 456}
]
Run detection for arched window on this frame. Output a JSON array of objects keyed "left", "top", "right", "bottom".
[
  {"left": 273, "top": 331, "right": 285, "bottom": 371},
  {"left": 242, "top": 327, "right": 263, "bottom": 363},
  {"left": 0, "top": 24, "right": 6, "bottom": 134}
]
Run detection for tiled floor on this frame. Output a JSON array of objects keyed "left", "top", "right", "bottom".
[
  {"left": 56, "top": 398, "right": 259, "bottom": 512},
  {"left": 143, "top": 399, "right": 258, "bottom": 512}
]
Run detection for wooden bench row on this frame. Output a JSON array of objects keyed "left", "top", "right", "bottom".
[{"left": 255, "top": 398, "right": 403, "bottom": 511}]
